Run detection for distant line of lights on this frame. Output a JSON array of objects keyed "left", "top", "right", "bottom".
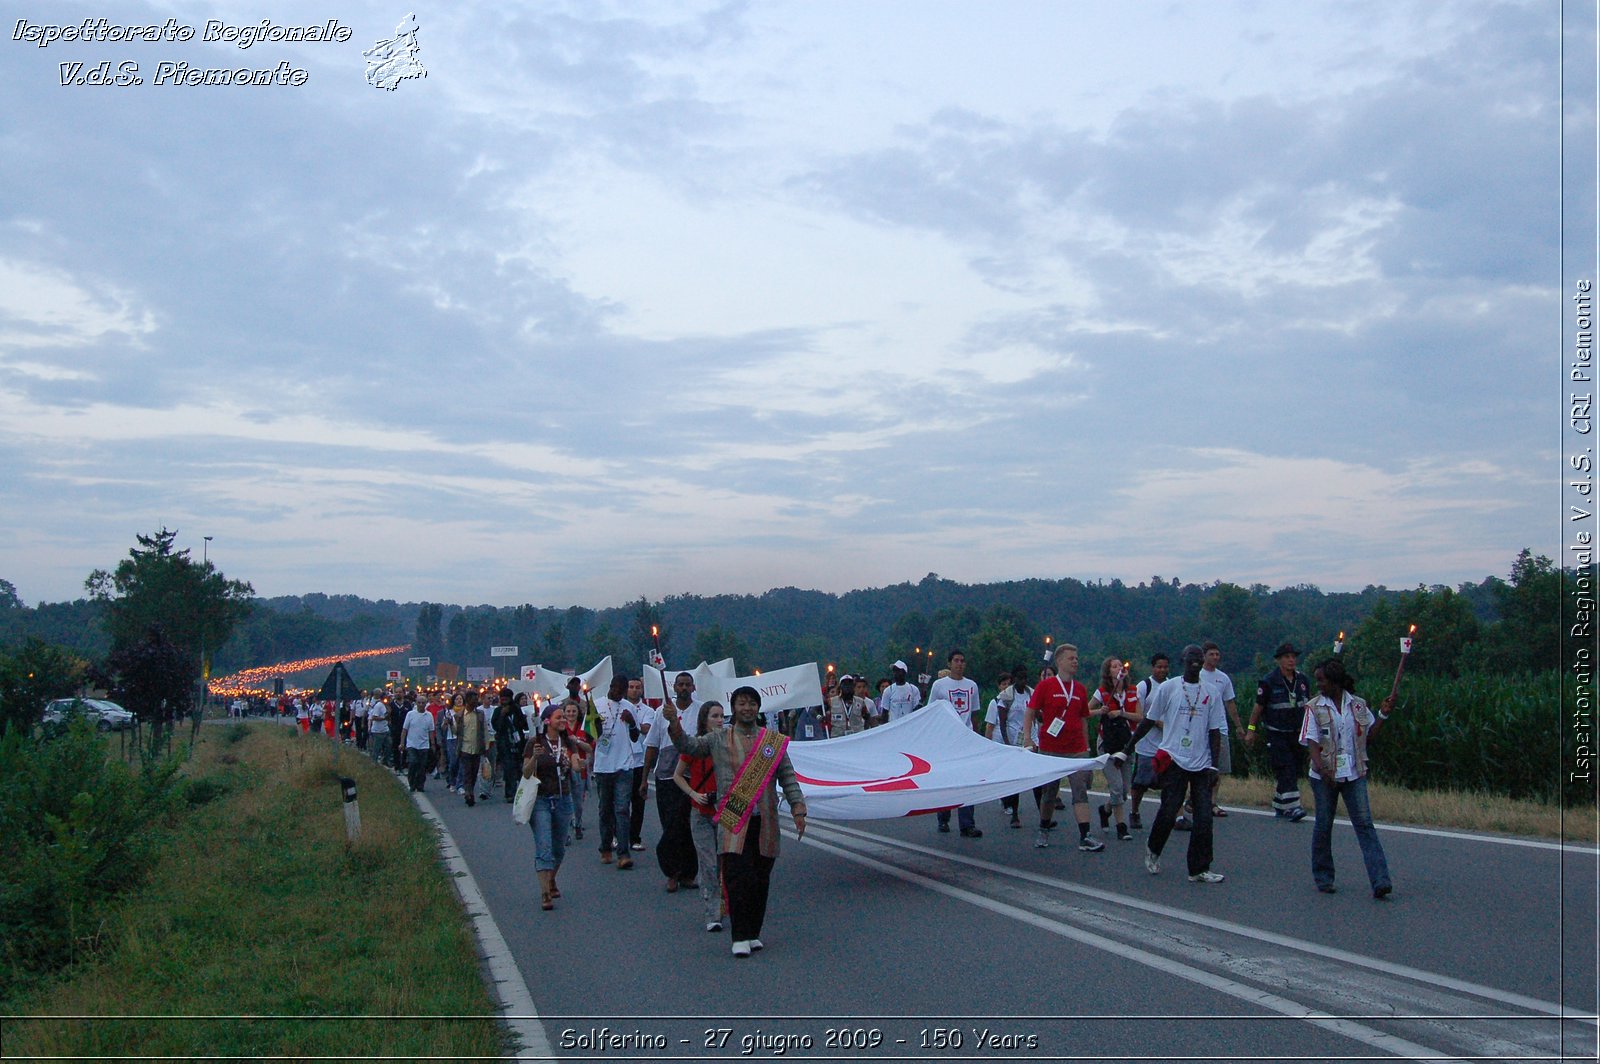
[{"left": 209, "top": 644, "right": 411, "bottom": 697}]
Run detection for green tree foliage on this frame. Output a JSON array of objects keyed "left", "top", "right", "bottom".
[
  {"left": 0, "top": 639, "right": 88, "bottom": 733},
  {"left": 628, "top": 597, "right": 666, "bottom": 667},
  {"left": 1474, "top": 550, "right": 1565, "bottom": 674},
  {"left": 1345, "top": 585, "right": 1482, "bottom": 685},
  {"left": 584, "top": 622, "right": 625, "bottom": 670},
  {"left": 693, "top": 624, "right": 751, "bottom": 673},
  {"left": 85, "top": 528, "right": 253, "bottom": 673},
  {"left": 966, "top": 618, "right": 1027, "bottom": 688},
  {"left": 0, "top": 579, "right": 20, "bottom": 611},
  {"left": 541, "top": 622, "right": 569, "bottom": 668},
  {"left": 102, "top": 627, "right": 196, "bottom": 749},
  {"left": 1197, "top": 582, "right": 1263, "bottom": 658},
  {"left": 412, "top": 602, "right": 445, "bottom": 663},
  {"left": 0, "top": 721, "right": 181, "bottom": 1003}
]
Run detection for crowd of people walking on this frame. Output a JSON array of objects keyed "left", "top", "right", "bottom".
[{"left": 278, "top": 633, "right": 1398, "bottom": 959}]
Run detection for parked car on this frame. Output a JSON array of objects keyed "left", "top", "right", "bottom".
[{"left": 42, "top": 697, "right": 135, "bottom": 731}]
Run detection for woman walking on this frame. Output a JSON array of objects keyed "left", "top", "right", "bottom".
[
  {"left": 440, "top": 693, "right": 462, "bottom": 793},
  {"left": 1301, "top": 659, "right": 1396, "bottom": 898},
  {"left": 672, "top": 700, "right": 727, "bottom": 932},
  {"left": 1088, "top": 656, "right": 1141, "bottom": 842},
  {"left": 523, "top": 704, "right": 591, "bottom": 910}
]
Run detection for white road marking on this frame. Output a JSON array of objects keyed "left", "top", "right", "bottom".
[
  {"left": 414, "top": 791, "right": 553, "bottom": 1062},
  {"left": 804, "top": 819, "right": 1596, "bottom": 1027},
  {"left": 797, "top": 829, "right": 1465, "bottom": 1061}
]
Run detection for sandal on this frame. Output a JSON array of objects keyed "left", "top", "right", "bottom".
[{"left": 1213, "top": 806, "right": 1228, "bottom": 817}]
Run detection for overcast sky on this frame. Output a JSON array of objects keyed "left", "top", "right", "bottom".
[{"left": 0, "top": 0, "right": 1586, "bottom": 608}]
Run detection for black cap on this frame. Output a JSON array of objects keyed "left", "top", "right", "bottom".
[{"left": 1274, "top": 642, "right": 1300, "bottom": 658}]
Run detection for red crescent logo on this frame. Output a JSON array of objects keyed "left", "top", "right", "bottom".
[{"left": 794, "top": 753, "right": 931, "bottom": 792}]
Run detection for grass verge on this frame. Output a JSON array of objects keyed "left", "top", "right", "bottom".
[
  {"left": 1215, "top": 773, "right": 1598, "bottom": 844},
  {"left": 3, "top": 723, "right": 508, "bottom": 1059}
]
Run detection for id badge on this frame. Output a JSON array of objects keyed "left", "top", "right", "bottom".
[
  {"left": 805, "top": 725, "right": 815, "bottom": 739},
  {"left": 1335, "top": 753, "right": 1351, "bottom": 777},
  {"left": 1046, "top": 716, "right": 1065, "bottom": 738}
]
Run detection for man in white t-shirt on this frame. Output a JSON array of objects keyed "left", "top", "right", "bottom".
[
  {"left": 881, "top": 660, "right": 921, "bottom": 722},
  {"left": 400, "top": 700, "right": 436, "bottom": 793},
  {"left": 1196, "top": 641, "right": 1246, "bottom": 824},
  {"left": 625, "top": 678, "right": 655, "bottom": 853},
  {"left": 928, "top": 650, "right": 983, "bottom": 838},
  {"left": 592, "top": 676, "right": 641, "bottom": 868},
  {"left": 1132, "top": 645, "right": 1225, "bottom": 883}
]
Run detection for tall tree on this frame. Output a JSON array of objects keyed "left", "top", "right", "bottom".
[
  {"left": 628, "top": 597, "right": 666, "bottom": 668},
  {"left": 413, "top": 602, "right": 445, "bottom": 663},
  {"left": 85, "top": 528, "right": 253, "bottom": 676}
]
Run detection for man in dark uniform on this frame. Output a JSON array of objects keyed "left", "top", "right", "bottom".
[{"left": 1245, "top": 642, "right": 1313, "bottom": 820}]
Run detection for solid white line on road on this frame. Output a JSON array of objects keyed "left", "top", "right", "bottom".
[
  {"left": 414, "top": 790, "right": 553, "bottom": 1062},
  {"left": 796, "top": 830, "right": 1464, "bottom": 1062},
  {"left": 1139, "top": 795, "right": 1600, "bottom": 856},
  {"left": 804, "top": 819, "right": 1597, "bottom": 1027}
]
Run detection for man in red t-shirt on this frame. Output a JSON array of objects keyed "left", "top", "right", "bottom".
[{"left": 1021, "top": 644, "right": 1105, "bottom": 853}]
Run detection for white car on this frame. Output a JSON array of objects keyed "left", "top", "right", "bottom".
[{"left": 42, "top": 697, "right": 135, "bottom": 731}]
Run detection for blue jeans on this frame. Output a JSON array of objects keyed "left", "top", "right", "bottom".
[
  {"left": 531, "top": 793, "right": 572, "bottom": 871},
  {"left": 936, "top": 805, "right": 976, "bottom": 831},
  {"left": 443, "top": 736, "right": 460, "bottom": 788},
  {"left": 1311, "top": 775, "right": 1391, "bottom": 891},
  {"left": 594, "top": 769, "right": 634, "bottom": 855},
  {"left": 570, "top": 772, "right": 588, "bottom": 831}
]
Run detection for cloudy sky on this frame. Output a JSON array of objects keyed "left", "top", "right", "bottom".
[{"left": 0, "top": 0, "right": 1587, "bottom": 608}]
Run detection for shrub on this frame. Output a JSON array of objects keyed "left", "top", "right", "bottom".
[{"left": 0, "top": 720, "right": 182, "bottom": 1003}]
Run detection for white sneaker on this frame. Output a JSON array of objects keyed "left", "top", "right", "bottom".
[
  {"left": 750, "top": 939, "right": 764, "bottom": 952},
  {"left": 706, "top": 921, "right": 723, "bottom": 933},
  {"left": 732, "top": 940, "right": 751, "bottom": 957},
  {"left": 1145, "top": 850, "right": 1160, "bottom": 875},
  {"left": 1034, "top": 830, "right": 1049, "bottom": 849},
  {"left": 1188, "top": 870, "right": 1225, "bottom": 884}
]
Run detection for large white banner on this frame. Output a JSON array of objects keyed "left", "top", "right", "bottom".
[
  {"left": 696, "top": 661, "right": 824, "bottom": 715},
  {"left": 784, "top": 701, "right": 1105, "bottom": 820},
  {"left": 641, "top": 657, "right": 736, "bottom": 701},
  {"left": 506, "top": 656, "right": 613, "bottom": 706}
]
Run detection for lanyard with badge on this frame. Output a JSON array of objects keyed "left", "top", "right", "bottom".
[{"left": 1046, "top": 677, "right": 1076, "bottom": 738}]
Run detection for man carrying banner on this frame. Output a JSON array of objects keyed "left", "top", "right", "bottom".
[
  {"left": 664, "top": 685, "right": 808, "bottom": 958},
  {"left": 882, "top": 660, "right": 922, "bottom": 722},
  {"left": 929, "top": 650, "right": 983, "bottom": 838}
]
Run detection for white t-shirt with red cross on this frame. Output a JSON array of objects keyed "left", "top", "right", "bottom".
[{"left": 928, "top": 675, "right": 981, "bottom": 729}]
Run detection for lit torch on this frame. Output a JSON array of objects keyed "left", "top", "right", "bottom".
[{"left": 1388, "top": 624, "right": 1417, "bottom": 703}]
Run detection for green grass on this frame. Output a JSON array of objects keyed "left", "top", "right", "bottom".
[{"left": 2, "top": 724, "right": 508, "bottom": 1059}]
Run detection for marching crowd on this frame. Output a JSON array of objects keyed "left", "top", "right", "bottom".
[{"left": 277, "top": 635, "right": 1396, "bottom": 958}]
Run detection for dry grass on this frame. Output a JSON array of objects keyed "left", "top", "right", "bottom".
[
  {"left": 1214, "top": 773, "right": 1598, "bottom": 844},
  {"left": 4, "top": 724, "right": 508, "bottom": 1059}
]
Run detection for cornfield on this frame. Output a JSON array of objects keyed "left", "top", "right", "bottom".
[{"left": 1240, "top": 670, "right": 1591, "bottom": 805}]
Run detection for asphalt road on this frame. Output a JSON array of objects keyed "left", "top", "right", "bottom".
[{"left": 420, "top": 773, "right": 1597, "bottom": 1063}]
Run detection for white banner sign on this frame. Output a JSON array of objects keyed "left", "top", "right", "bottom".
[
  {"left": 506, "top": 656, "right": 613, "bottom": 706},
  {"left": 678, "top": 661, "right": 824, "bottom": 715},
  {"left": 641, "top": 658, "right": 736, "bottom": 701},
  {"left": 408, "top": 656, "right": 431, "bottom": 667},
  {"left": 489, "top": 645, "right": 518, "bottom": 658},
  {"left": 385, "top": 669, "right": 401, "bottom": 681}
]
